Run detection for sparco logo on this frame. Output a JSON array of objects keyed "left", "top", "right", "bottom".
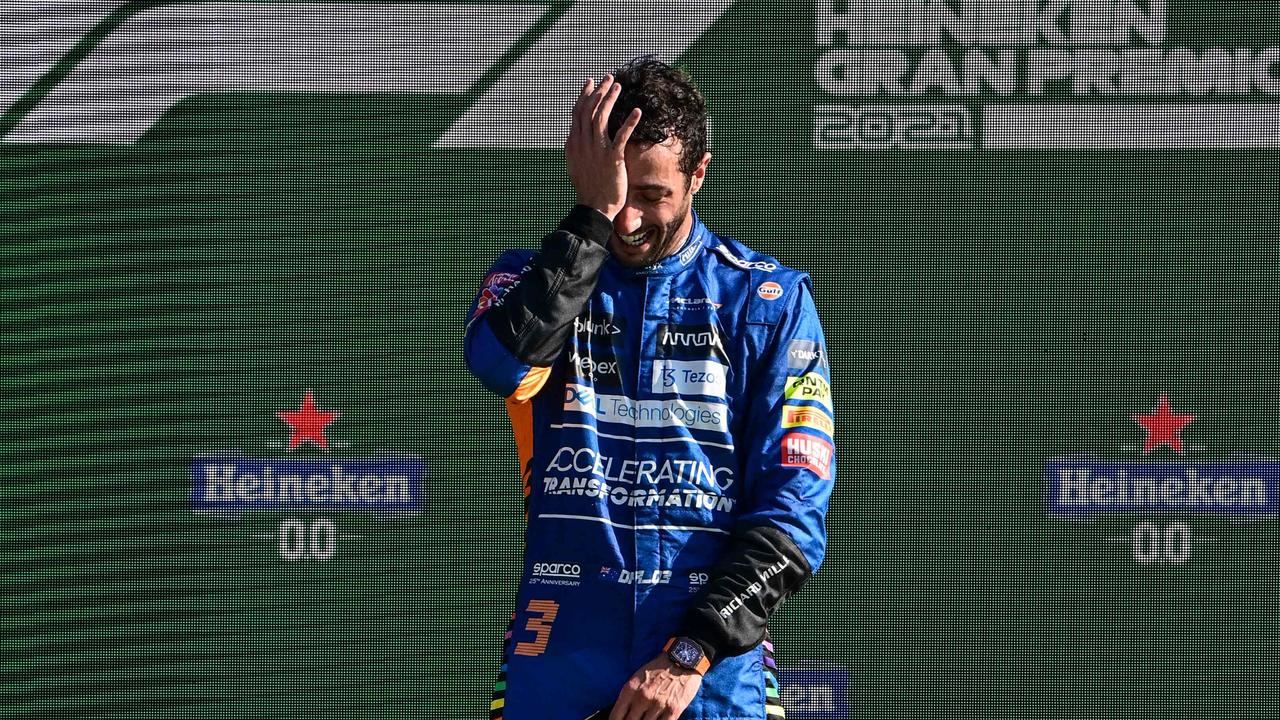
[
  {"left": 714, "top": 245, "right": 779, "bottom": 272},
  {"left": 532, "top": 562, "right": 581, "bottom": 578},
  {"left": 1, "top": 1, "right": 738, "bottom": 144}
]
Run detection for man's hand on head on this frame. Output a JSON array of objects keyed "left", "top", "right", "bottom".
[
  {"left": 608, "top": 653, "right": 702, "bottom": 720},
  {"left": 565, "top": 74, "right": 642, "bottom": 221}
]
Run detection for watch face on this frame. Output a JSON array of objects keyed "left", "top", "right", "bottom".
[{"left": 671, "top": 640, "right": 703, "bottom": 668}]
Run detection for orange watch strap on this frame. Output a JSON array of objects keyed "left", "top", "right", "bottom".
[{"left": 664, "top": 637, "right": 710, "bottom": 675}]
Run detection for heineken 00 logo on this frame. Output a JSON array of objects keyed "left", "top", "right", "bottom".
[
  {"left": 190, "top": 390, "right": 425, "bottom": 562},
  {"left": 1045, "top": 393, "right": 1278, "bottom": 567}
]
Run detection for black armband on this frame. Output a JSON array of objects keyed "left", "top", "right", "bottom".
[
  {"left": 485, "top": 205, "right": 612, "bottom": 365},
  {"left": 681, "top": 524, "right": 812, "bottom": 665}
]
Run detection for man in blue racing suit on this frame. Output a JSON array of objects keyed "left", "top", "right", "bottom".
[{"left": 464, "top": 57, "right": 835, "bottom": 720}]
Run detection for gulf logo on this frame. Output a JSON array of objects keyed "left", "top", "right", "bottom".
[{"left": 757, "top": 281, "right": 783, "bottom": 301}]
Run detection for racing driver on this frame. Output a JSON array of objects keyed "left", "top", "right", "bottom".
[{"left": 464, "top": 56, "right": 835, "bottom": 720}]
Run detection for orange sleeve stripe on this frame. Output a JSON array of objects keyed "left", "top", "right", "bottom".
[
  {"left": 504, "top": 396, "right": 535, "bottom": 511},
  {"left": 509, "top": 365, "right": 552, "bottom": 402}
]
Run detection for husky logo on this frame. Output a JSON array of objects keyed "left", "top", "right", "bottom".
[{"left": 1, "top": 1, "right": 738, "bottom": 144}]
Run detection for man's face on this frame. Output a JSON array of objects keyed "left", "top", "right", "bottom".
[{"left": 610, "top": 138, "right": 710, "bottom": 269}]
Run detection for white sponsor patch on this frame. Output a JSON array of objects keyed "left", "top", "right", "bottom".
[
  {"left": 713, "top": 244, "right": 778, "bottom": 272},
  {"left": 530, "top": 561, "right": 581, "bottom": 587},
  {"left": 651, "top": 359, "right": 727, "bottom": 397},
  {"left": 563, "top": 384, "right": 728, "bottom": 434}
]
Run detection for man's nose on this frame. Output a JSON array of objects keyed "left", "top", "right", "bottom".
[{"left": 614, "top": 204, "right": 643, "bottom": 236}]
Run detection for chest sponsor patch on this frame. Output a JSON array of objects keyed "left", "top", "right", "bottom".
[
  {"left": 568, "top": 351, "right": 622, "bottom": 387},
  {"left": 529, "top": 561, "right": 581, "bottom": 587},
  {"left": 781, "top": 405, "right": 834, "bottom": 436},
  {"left": 651, "top": 359, "right": 728, "bottom": 398},
  {"left": 784, "top": 372, "right": 833, "bottom": 411},
  {"left": 781, "top": 432, "right": 834, "bottom": 480},
  {"left": 574, "top": 313, "right": 625, "bottom": 340},
  {"left": 563, "top": 383, "right": 729, "bottom": 434},
  {"left": 671, "top": 296, "right": 722, "bottom": 311},
  {"left": 655, "top": 323, "right": 728, "bottom": 363}
]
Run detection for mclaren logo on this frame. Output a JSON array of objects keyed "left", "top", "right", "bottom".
[{"left": 0, "top": 0, "right": 736, "bottom": 144}]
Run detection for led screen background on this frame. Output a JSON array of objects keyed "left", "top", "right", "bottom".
[{"left": 2, "top": 1, "right": 1277, "bottom": 718}]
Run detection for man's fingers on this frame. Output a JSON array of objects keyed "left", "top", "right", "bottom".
[
  {"left": 583, "top": 74, "right": 613, "bottom": 135},
  {"left": 569, "top": 78, "right": 592, "bottom": 141},
  {"left": 593, "top": 80, "right": 623, "bottom": 138},
  {"left": 608, "top": 691, "right": 631, "bottom": 720},
  {"left": 612, "top": 108, "right": 642, "bottom": 155},
  {"left": 572, "top": 77, "right": 597, "bottom": 142}
]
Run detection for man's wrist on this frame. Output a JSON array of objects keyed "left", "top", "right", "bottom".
[
  {"left": 558, "top": 204, "right": 614, "bottom": 245},
  {"left": 573, "top": 196, "right": 621, "bottom": 222},
  {"left": 659, "top": 654, "right": 701, "bottom": 677},
  {"left": 663, "top": 636, "right": 711, "bottom": 676}
]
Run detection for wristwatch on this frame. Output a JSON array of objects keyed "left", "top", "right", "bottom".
[{"left": 664, "top": 636, "right": 710, "bottom": 675}]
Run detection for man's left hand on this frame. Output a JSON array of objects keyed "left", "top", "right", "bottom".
[{"left": 608, "top": 653, "right": 702, "bottom": 720}]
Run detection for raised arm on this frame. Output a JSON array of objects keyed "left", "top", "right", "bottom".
[{"left": 463, "top": 74, "right": 641, "bottom": 401}]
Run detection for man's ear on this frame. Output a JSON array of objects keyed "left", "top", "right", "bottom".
[{"left": 689, "top": 152, "right": 712, "bottom": 194}]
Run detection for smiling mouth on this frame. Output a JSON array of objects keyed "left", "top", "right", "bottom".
[{"left": 617, "top": 229, "right": 653, "bottom": 247}]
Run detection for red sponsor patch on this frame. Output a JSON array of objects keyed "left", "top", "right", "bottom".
[
  {"left": 471, "top": 271, "right": 521, "bottom": 318},
  {"left": 781, "top": 432, "right": 833, "bottom": 479}
]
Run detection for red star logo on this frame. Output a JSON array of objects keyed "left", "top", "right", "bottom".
[
  {"left": 1132, "top": 393, "right": 1194, "bottom": 454},
  {"left": 276, "top": 390, "right": 340, "bottom": 450}
]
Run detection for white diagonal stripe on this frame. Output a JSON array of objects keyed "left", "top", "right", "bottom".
[
  {"left": 538, "top": 513, "right": 730, "bottom": 534},
  {"left": 435, "top": 0, "right": 736, "bottom": 148},
  {"left": 0, "top": 1, "right": 128, "bottom": 119},
  {"left": 549, "top": 422, "right": 736, "bottom": 451},
  {"left": 7, "top": 2, "right": 544, "bottom": 143}
]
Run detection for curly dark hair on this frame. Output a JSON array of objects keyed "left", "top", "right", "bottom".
[{"left": 607, "top": 55, "right": 709, "bottom": 181}]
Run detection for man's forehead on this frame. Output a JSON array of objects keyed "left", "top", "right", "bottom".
[{"left": 625, "top": 137, "right": 685, "bottom": 184}]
